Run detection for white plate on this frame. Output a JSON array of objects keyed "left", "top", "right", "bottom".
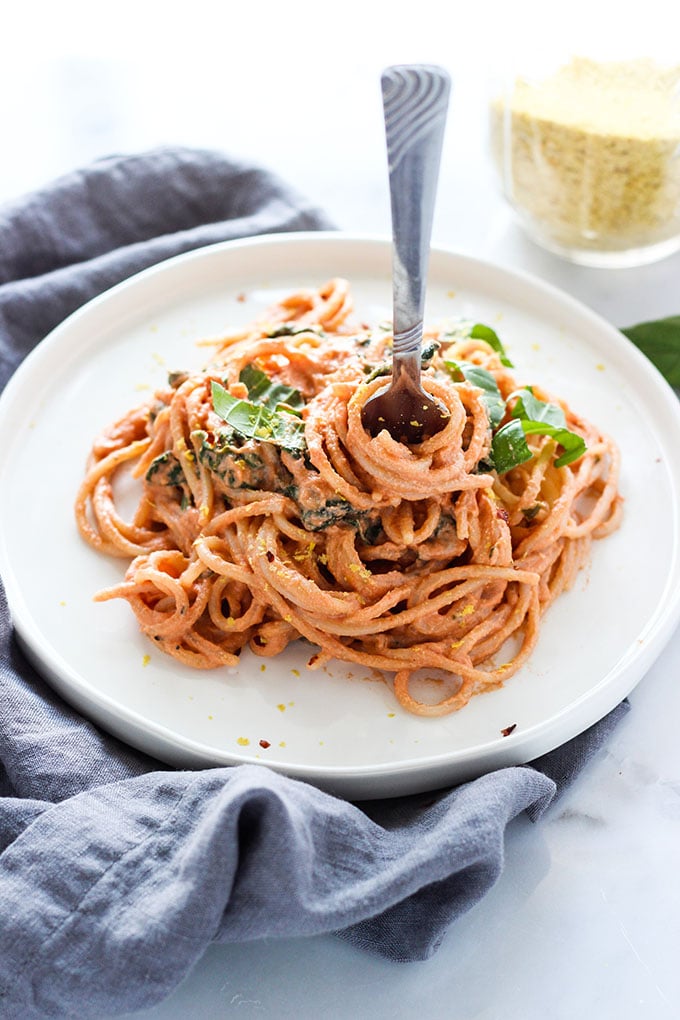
[{"left": 2, "top": 233, "right": 680, "bottom": 799}]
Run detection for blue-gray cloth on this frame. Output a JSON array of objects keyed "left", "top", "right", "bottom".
[{"left": 0, "top": 148, "right": 630, "bottom": 1020}]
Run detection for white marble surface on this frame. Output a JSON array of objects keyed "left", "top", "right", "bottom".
[{"left": 4, "top": 4, "right": 680, "bottom": 1017}]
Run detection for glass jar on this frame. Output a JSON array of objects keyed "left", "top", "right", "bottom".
[{"left": 490, "top": 45, "right": 680, "bottom": 267}]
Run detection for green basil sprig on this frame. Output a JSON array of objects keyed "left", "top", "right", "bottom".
[
  {"left": 491, "top": 388, "right": 586, "bottom": 472},
  {"left": 443, "top": 320, "right": 514, "bottom": 368},
  {"left": 444, "top": 358, "right": 505, "bottom": 429},
  {"left": 468, "top": 323, "right": 514, "bottom": 368},
  {"left": 238, "top": 364, "right": 304, "bottom": 414},
  {"left": 211, "top": 380, "right": 306, "bottom": 451}
]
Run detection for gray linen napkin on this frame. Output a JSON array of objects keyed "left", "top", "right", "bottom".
[{"left": 0, "top": 147, "right": 629, "bottom": 1020}]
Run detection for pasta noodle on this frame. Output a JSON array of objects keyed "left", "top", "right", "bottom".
[{"left": 75, "top": 279, "right": 622, "bottom": 716}]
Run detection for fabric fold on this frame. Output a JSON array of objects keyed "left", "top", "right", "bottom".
[{"left": 0, "top": 761, "right": 554, "bottom": 1019}]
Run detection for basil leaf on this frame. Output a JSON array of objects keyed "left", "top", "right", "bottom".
[
  {"left": 469, "top": 323, "right": 514, "bottom": 368},
  {"left": 211, "top": 381, "right": 306, "bottom": 451},
  {"left": 441, "top": 319, "right": 514, "bottom": 368},
  {"left": 444, "top": 358, "right": 505, "bottom": 429},
  {"left": 510, "top": 388, "right": 566, "bottom": 428},
  {"left": 521, "top": 421, "right": 586, "bottom": 468},
  {"left": 491, "top": 419, "right": 531, "bottom": 473},
  {"left": 239, "top": 364, "right": 304, "bottom": 411},
  {"left": 621, "top": 317, "right": 680, "bottom": 387},
  {"left": 491, "top": 418, "right": 586, "bottom": 473}
]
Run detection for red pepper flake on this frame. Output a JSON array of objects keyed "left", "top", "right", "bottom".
[
  {"left": 265, "top": 551, "right": 275, "bottom": 562},
  {"left": 501, "top": 723, "right": 517, "bottom": 737},
  {"left": 308, "top": 653, "right": 319, "bottom": 667},
  {"left": 496, "top": 507, "right": 510, "bottom": 522},
  {"left": 259, "top": 739, "right": 271, "bottom": 749},
  {"left": 236, "top": 292, "right": 247, "bottom": 303}
]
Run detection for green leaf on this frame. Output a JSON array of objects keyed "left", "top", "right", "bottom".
[
  {"left": 265, "top": 323, "right": 324, "bottom": 338},
  {"left": 444, "top": 358, "right": 506, "bottom": 429},
  {"left": 491, "top": 419, "right": 532, "bottom": 473},
  {"left": 469, "top": 323, "right": 514, "bottom": 368},
  {"left": 491, "top": 417, "right": 586, "bottom": 473},
  {"left": 521, "top": 421, "right": 586, "bottom": 468},
  {"left": 621, "top": 317, "right": 680, "bottom": 387},
  {"left": 442, "top": 319, "right": 514, "bottom": 367},
  {"left": 239, "top": 364, "right": 304, "bottom": 411},
  {"left": 211, "top": 380, "right": 306, "bottom": 451},
  {"left": 510, "top": 388, "right": 566, "bottom": 429},
  {"left": 493, "top": 387, "right": 587, "bottom": 470}
]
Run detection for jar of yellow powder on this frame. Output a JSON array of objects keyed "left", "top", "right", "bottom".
[{"left": 490, "top": 53, "right": 680, "bottom": 266}]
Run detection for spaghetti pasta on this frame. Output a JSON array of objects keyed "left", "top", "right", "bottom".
[{"left": 75, "top": 279, "right": 622, "bottom": 716}]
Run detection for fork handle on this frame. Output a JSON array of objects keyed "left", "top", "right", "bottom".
[{"left": 382, "top": 64, "right": 450, "bottom": 367}]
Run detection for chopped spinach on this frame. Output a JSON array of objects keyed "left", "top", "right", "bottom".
[
  {"left": 195, "top": 430, "right": 268, "bottom": 489},
  {"left": 266, "top": 322, "right": 324, "bottom": 338},
  {"left": 300, "top": 498, "right": 366, "bottom": 532},
  {"left": 363, "top": 362, "right": 391, "bottom": 382},
  {"left": 420, "top": 340, "right": 440, "bottom": 363},
  {"left": 145, "top": 451, "right": 185, "bottom": 487}
]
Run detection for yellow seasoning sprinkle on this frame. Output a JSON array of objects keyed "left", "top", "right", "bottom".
[
  {"left": 387, "top": 712, "right": 396, "bottom": 718},
  {"left": 141, "top": 654, "right": 151, "bottom": 667},
  {"left": 596, "top": 363, "right": 606, "bottom": 371},
  {"left": 59, "top": 600, "right": 66, "bottom": 607},
  {"left": 260, "top": 664, "right": 266, "bottom": 672},
  {"left": 237, "top": 736, "right": 250, "bottom": 746},
  {"left": 349, "top": 563, "right": 371, "bottom": 580},
  {"left": 277, "top": 703, "right": 286, "bottom": 712},
  {"left": 291, "top": 668, "right": 300, "bottom": 678},
  {"left": 293, "top": 541, "right": 316, "bottom": 562},
  {"left": 279, "top": 741, "right": 286, "bottom": 748}
]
